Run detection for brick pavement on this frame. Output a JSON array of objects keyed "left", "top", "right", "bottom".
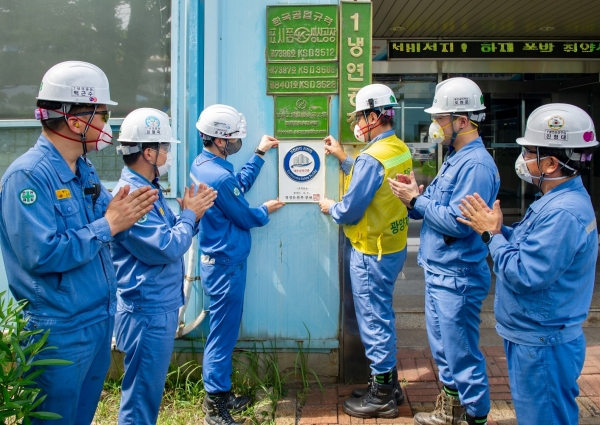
[{"left": 279, "top": 345, "right": 600, "bottom": 425}]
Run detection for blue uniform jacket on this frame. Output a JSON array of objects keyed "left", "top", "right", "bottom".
[
  {"left": 488, "top": 177, "right": 598, "bottom": 345},
  {"left": 0, "top": 135, "right": 117, "bottom": 333},
  {"left": 410, "top": 138, "right": 500, "bottom": 276},
  {"left": 110, "top": 168, "right": 195, "bottom": 314},
  {"left": 189, "top": 149, "right": 269, "bottom": 264},
  {"left": 329, "top": 130, "right": 391, "bottom": 224}
]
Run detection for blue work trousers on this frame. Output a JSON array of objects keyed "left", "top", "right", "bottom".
[
  {"left": 114, "top": 306, "right": 179, "bottom": 425},
  {"left": 350, "top": 247, "right": 406, "bottom": 375},
  {"left": 201, "top": 260, "right": 247, "bottom": 394},
  {"left": 424, "top": 267, "right": 490, "bottom": 417},
  {"left": 27, "top": 317, "right": 114, "bottom": 425},
  {"left": 505, "top": 334, "right": 585, "bottom": 425}
]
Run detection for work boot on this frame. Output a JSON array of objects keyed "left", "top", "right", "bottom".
[
  {"left": 202, "top": 392, "right": 252, "bottom": 414},
  {"left": 343, "top": 379, "right": 398, "bottom": 418},
  {"left": 413, "top": 388, "right": 465, "bottom": 425},
  {"left": 352, "top": 375, "right": 405, "bottom": 404},
  {"left": 457, "top": 413, "right": 488, "bottom": 425},
  {"left": 203, "top": 393, "right": 242, "bottom": 425}
]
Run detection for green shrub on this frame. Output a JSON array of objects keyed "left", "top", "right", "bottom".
[{"left": 0, "top": 292, "right": 72, "bottom": 424}]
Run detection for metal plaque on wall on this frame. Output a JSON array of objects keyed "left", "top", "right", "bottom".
[
  {"left": 274, "top": 95, "right": 329, "bottom": 139},
  {"left": 278, "top": 141, "right": 325, "bottom": 203}
]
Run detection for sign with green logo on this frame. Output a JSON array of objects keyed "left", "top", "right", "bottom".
[
  {"left": 267, "top": 62, "right": 338, "bottom": 94},
  {"left": 266, "top": 5, "right": 338, "bottom": 62},
  {"left": 274, "top": 96, "right": 329, "bottom": 139},
  {"left": 339, "top": 1, "right": 372, "bottom": 144}
]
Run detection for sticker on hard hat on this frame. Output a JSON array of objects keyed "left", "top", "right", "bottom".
[
  {"left": 283, "top": 145, "right": 320, "bottom": 182},
  {"left": 453, "top": 97, "right": 470, "bottom": 106},
  {"left": 544, "top": 130, "right": 568, "bottom": 141},
  {"left": 584, "top": 131, "right": 595, "bottom": 142},
  {"left": 548, "top": 116, "right": 564, "bottom": 130},
  {"left": 145, "top": 116, "right": 161, "bottom": 135},
  {"left": 71, "top": 86, "right": 94, "bottom": 97}
]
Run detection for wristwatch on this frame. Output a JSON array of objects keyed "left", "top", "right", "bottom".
[
  {"left": 481, "top": 230, "right": 496, "bottom": 244},
  {"left": 408, "top": 195, "right": 420, "bottom": 210},
  {"left": 254, "top": 147, "right": 266, "bottom": 156}
]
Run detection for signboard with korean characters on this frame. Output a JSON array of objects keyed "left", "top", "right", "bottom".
[
  {"left": 339, "top": 1, "right": 372, "bottom": 144},
  {"left": 274, "top": 95, "right": 329, "bottom": 139},
  {"left": 266, "top": 5, "right": 339, "bottom": 95},
  {"left": 389, "top": 41, "right": 600, "bottom": 59},
  {"left": 278, "top": 141, "right": 325, "bottom": 203}
]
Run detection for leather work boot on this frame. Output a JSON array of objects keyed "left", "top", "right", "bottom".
[
  {"left": 457, "top": 413, "right": 487, "bottom": 425},
  {"left": 202, "top": 392, "right": 252, "bottom": 414},
  {"left": 352, "top": 375, "right": 405, "bottom": 405},
  {"left": 413, "top": 389, "right": 465, "bottom": 425},
  {"left": 203, "top": 393, "right": 242, "bottom": 425},
  {"left": 343, "top": 379, "right": 398, "bottom": 418}
]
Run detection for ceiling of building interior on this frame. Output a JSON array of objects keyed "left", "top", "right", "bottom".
[{"left": 372, "top": 0, "right": 600, "bottom": 39}]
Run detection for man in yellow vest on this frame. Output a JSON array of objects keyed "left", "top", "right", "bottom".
[{"left": 319, "top": 84, "right": 412, "bottom": 419}]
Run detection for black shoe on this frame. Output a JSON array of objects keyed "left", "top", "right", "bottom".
[
  {"left": 203, "top": 393, "right": 242, "bottom": 425},
  {"left": 343, "top": 380, "right": 398, "bottom": 419},
  {"left": 202, "top": 392, "right": 252, "bottom": 414},
  {"left": 351, "top": 376, "right": 404, "bottom": 405},
  {"left": 225, "top": 392, "right": 252, "bottom": 413}
]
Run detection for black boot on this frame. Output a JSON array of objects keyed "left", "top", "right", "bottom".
[
  {"left": 343, "top": 379, "right": 398, "bottom": 419},
  {"left": 458, "top": 413, "right": 488, "bottom": 425},
  {"left": 225, "top": 392, "right": 252, "bottom": 413},
  {"left": 352, "top": 369, "right": 404, "bottom": 404},
  {"left": 203, "top": 393, "right": 242, "bottom": 425},
  {"left": 202, "top": 392, "right": 252, "bottom": 414}
]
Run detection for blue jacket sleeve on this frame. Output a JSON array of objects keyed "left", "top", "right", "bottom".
[
  {"left": 414, "top": 163, "right": 497, "bottom": 238},
  {"left": 216, "top": 175, "right": 269, "bottom": 230},
  {"left": 236, "top": 154, "right": 265, "bottom": 193},
  {"left": 340, "top": 156, "right": 354, "bottom": 175},
  {"left": 488, "top": 209, "right": 586, "bottom": 294},
  {"left": 330, "top": 155, "right": 383, "bottom": 225},
  {"left": 1, "top": 170, "right": 111, "bottom": 274},
  {"left": 118, "top": 207, "right": 197, "bottom": 266}
]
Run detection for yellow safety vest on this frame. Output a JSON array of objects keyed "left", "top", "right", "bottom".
[{"left": 343, "top": 134, "right": 412, "bottom": 260}]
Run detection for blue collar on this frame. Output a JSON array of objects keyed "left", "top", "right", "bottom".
[
  {"left": 445, "top": 138, "right": 484, "bottom": 165},
  {"left": 361, "top": 129, "right": 395, "bottom": 152},
  {"left": 529, "top": 176, "right": 584, "bottom": 213},
  {"left": 36, "top": 134, "right": 87, "bottom": 184},
  {"left": 121, "top": 167, "right": 154, "bottom": 186},
  {"left": 199, "top": 149, "right": 234, "bottom": 173}
]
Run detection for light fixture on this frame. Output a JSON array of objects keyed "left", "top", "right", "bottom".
[
  {"left": 538, "top": 26, "right": 555, "bottom": 32},
  {"left": 389, "top": 26, "right": 406, "bottom": 32}
]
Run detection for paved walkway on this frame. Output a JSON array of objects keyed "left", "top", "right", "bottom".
[{"left": 276, "top": 345, "right": 600, "bottom": 425}]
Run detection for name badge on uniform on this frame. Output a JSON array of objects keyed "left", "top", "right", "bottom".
[{"left": 56, "top": 189, "right": 72, "bottom": 200}]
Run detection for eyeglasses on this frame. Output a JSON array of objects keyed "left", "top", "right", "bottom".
[
  {"left": 348, "top": 111, "right": 366, "bottom": 130},
  {"left": 70, "top": 110, "right": 111, "bottom": 124},
  {"left": 521, "top": 146, "right": 537, "bottom": 158},
  {"left": 431, "top": 114, "right": 451, "bottom": 121}
]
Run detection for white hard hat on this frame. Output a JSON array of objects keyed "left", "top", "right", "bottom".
[
  {"left": 37, "top": 61, "right": 117, "bottom": 105},
  {"left": 196, "top": 104, "right": 247, "bottom": 139},
  {"left": 354, "top": 84, "right": 398, "bottom": 113},
  {"left": 118, "top": 108, "right": 179, "bottom": 144},
  {"left": 517, "top": 103, "right": 598, "bottom": 148},
  {"left": 424, "top": 77, "right": 485, "bottom": 114}
]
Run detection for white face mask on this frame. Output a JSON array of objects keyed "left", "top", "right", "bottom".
[
  {"left": 514, "top": 154, "right": 538, "bottom": 184},
  {"left": 94, "top": 123, "right": 113, "bottom": 151},
  {"left": 353, "top": 124, "right": 366, "bottom": 143},
  {"left": 428, "top": 121, "right": 449, "bottom": 144},
  {"left": 157, "top": 151, "right": 172, "bottom": 176}
]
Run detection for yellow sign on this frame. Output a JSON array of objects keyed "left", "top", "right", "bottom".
[{"left": 55, "top": 189, "right": 71, "bottom": 200}]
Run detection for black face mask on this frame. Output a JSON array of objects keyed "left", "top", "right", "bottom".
[{"left": 222, "top": 138, "right": 242, "bottom": 156}]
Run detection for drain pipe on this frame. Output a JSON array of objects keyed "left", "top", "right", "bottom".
[{"left": 176, "top": 237, "right": 209, "bottom": 338}]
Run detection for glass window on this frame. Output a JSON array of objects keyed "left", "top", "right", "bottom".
[{"left": 0, "top": 1, "right": 172, "bottom": 119}]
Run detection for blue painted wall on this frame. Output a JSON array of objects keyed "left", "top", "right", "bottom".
[{"left": 185, "top": 0, "right": 341, "bottom": 350}]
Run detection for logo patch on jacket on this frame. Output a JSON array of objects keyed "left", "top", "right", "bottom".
[
  {"left": 56, "top": 189, "right": 71, "bottom": 200},
  {"left": 19, "top": 189, "right": 37, "bottom": 205},
  {"left": 138, "top": 214, "right": 148, "bottom": 223},
  {"left": 233, "top": 187, "right": 240, "bottom": 196}
]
